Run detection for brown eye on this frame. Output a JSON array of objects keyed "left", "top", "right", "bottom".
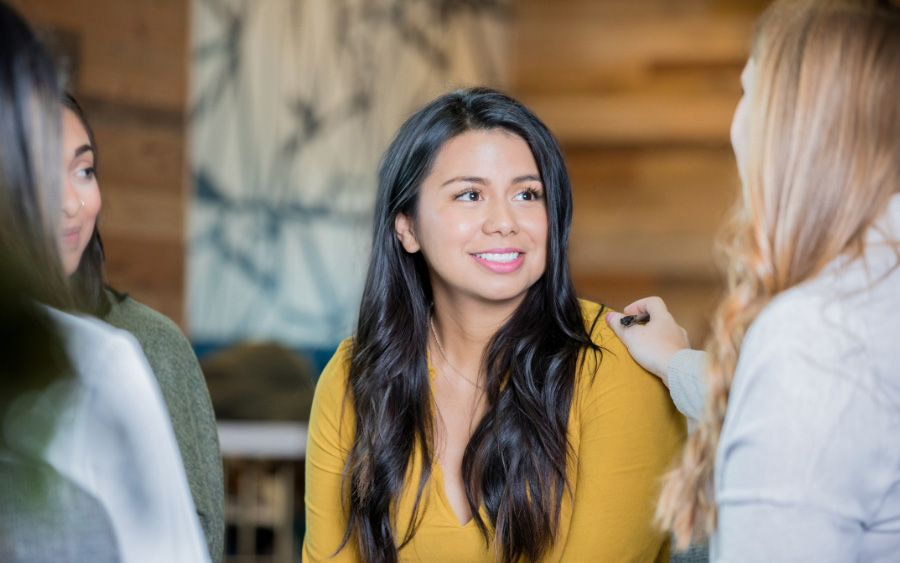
[
  {"left": 455, "top": 189, "right": 481, "bottom": 202},
  {"left": 514, "top": 188, "right": 542, "bottom": 202},
  {"left": 75, "top": 166, "right": 96, "bottom": 181}
]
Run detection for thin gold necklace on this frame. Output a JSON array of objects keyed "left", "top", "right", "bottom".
[{"left": 429, "top": 314, "right": 481, "bottom": 389}]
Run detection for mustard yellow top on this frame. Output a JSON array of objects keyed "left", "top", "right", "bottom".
[{"left": 303, "top": 300, "right": 685, "bottom": 562}]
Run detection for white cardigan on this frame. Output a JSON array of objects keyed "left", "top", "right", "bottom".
[{"left": 4, "top": 308, "right": 211, "bottom": 563}]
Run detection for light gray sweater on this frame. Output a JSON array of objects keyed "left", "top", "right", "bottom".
[{"left": 668, "top": 194, "right": 900, "bottom": 562}]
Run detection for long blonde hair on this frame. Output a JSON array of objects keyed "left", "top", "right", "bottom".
[{"left": 658, "top": 0, "right": 900, "bottom": 548}]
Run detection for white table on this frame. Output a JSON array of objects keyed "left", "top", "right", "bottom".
[
  {"left": 216, "top": 421, "right": 309, "bottom": 563},
  {"left": 217, "top": 421, "right": 308, "bottom": 460}
]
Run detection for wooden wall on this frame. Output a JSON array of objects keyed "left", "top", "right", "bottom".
[
  {"left": 12, "top": 0, "right": 773, "bottom": 344},
  {"left": 13, "top": 0, "right": 189, "bottom": 328},
  {"left": 511, "top": 0, "right": 770, "bottom": 344}
]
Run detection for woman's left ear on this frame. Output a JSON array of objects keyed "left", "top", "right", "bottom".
[{"left": 394, "top": 213, "right": 420, "bottom": 253}]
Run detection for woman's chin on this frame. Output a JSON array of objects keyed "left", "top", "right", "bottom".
[{"left": 62, "top": 255, "right": 81, "bottom": 277}]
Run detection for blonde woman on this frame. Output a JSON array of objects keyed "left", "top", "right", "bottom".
[{"left": 607, "top": 0, "right": 900, "bottom": 560}]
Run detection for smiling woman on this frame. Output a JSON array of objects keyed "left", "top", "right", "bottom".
[
  {"left": 302, "top": 88, "right": 685, "bottom": 563},
  {"left": 59, "top": 93, "right": 224, "bottom": 562},
  {"left": 394, "top": 129, "right": 548, "bottom": 308},
  {"left": 60, "top": 104, "right": 101, "bottom": 278}
]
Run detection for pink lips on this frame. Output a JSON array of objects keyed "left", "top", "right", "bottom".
[
  {"left": 471, "top": 248, "right": 525, "bottom": 274},
  {"left": 61, "top": 226, "right": 80, "bottom": 246}
]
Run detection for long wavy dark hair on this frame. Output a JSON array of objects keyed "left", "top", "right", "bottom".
[
  {"left": 62, "top": 92, "right": 112, "bottom": 316},
  {"left": 342, "top": 87, "right": 602, "bottom": 563}
]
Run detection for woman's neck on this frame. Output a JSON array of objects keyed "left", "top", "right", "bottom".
[{"left": 429, "top": 294, "right": 520, "bottom": 377}]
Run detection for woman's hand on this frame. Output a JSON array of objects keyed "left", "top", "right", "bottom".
[{"left": 605, "top": 297, "right": 691, "bottom": 387}]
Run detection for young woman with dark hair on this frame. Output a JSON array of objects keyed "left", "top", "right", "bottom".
[
  {"left": 303, "top": 87, "right": 685, "bottom": 563},
  {"left": 0, "top": 2, "right": 209, "bottom": 561},
  {"left": 58, "top": 92, "right": 224, "bottom": 562},
  {"left": 60, "top": 93, "right": 107, "bottom": 314}
]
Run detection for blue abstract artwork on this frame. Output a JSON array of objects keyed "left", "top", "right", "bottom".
[{"left": 189, "top": 0, "right": 508, "bottom": 348}]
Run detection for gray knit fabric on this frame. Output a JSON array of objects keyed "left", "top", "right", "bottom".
[
  {"left": 667, "top": 349, "right": 707, "bottom": 421},
  {"left": 0, "top": 455, "right": 121, "bottom": 562},
  {"left": 666, "top": 350, "right": 711, "bottom": 561},
  {"left": 671, "top": 541, "right": 710, "bottom": 563},
  {"left": 102, "top": 290, "right": 224, "bottom": 563}
]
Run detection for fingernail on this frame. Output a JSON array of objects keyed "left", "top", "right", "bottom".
[{"left": 605, "top": 312, "right": 613, "bottom": 323}]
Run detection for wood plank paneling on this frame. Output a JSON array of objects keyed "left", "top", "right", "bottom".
[
  {"left": 567, "top": 146, "right": 738, "bottom": 277},
  {"left": 90, "top": 119, "right": 186, "bottom": 198},
  {"left": 13, "top": 0, "right": 189, "bottom": 328},
  {"left": 577, "top": 274, "right": 721, "bottom": 347},
  {"left": 528, "top": 92, "right": 739, "bottom": 146},
  {"left": 18, "top": 0, "right": 188, "bottom": 110},
  {"left": 511, "top": 0, "right": 769, "bottom": 346},
  {"left": 103, "top": 237, "right": 184, "bottom": 325},
  {"left": 13, "top": 0, "right": 771, "bottom": 342},
  {"left": 99, "top": 184, "right": 184, "bottom": 244}
]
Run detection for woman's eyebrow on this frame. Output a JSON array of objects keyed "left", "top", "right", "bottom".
[
  {"left": 441, "top": 174, "right": 541, "bottom": 187},
  {"left": 442, "top": 176, "right": 487, "bottom": 186},
  {"left": 74, "top": 144, "right": 93, "bottom": 158}
]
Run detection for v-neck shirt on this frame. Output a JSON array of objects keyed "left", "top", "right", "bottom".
[{"left": 302, "top": 300, "right": 685, "bottom": 562}]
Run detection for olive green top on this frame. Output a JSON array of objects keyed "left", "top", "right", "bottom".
[{"left": 102, "top": 289, "right": 224, "bottom": 563}]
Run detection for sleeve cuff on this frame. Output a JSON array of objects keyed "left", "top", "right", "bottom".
[{"left": 667, "top": 349, "right": 708, "bottom": 421}]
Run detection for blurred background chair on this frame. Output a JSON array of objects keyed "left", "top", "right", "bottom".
[{"left": 201, "top": 343, "right": 315, "bottom": 563}]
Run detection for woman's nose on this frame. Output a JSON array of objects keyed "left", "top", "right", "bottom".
[
  {"left": 483, "top": 199, "right": 518, "bottom": 236},
  {"left": 61, "top": 177, "right": 83, "bottom": 218}
]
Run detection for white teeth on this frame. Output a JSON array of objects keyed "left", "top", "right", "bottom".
[{"left": 475, "top": 252, "right": 520, "bottom": 263}]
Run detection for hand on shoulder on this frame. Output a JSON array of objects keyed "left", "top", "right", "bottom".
[{"left": 604, "top": 297, "right": 691, "bottom": 387}]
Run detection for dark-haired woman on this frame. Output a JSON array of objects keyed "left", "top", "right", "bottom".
[
  {"left": 302, "top": 88, "right": 685, "bottom": 563},
  {"left": 59, "top": 93, "right": 224, "bottom": 562},
  {"left": 0, "top": 2, "right": 209, "bottom": 561}
]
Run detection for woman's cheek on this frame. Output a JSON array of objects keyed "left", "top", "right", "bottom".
[{"left": 83, "top": 185, "right": 101, "bottom": 230}]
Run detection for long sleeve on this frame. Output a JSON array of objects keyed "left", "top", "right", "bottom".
[
  {"left": 713, "top": 290, "right": 900, "bottom": 562},
  {"left": 560, "top": 320, "right": 687, "bottom": 562},
  {"left": 302, "top": 340, "right": 358, "bottom": 563},
  {"left": 302, "top": 306, "right": 688, "bottom": 562},
  {"left": 667, "top": 349, "right": 707, "bottom": 420},
  {"left": 103, "top": 293, "right": 225, "bottom": 562},
  {"left": 22, "top": 310, "right": 212, "bottom": 563},
  {"left": 76, "top": 335, "right": 211, "bottom": 563},
  {"left": 170, "top": 351, "right": 225, "bottom": 563},
  {"left": 712, "top": 195, "right": 900, "bottom": 561}
]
